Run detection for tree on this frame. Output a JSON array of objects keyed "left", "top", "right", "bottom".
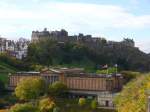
[
  {"left": 78, "top": 98, "right": 86, "bottom": 107},
  {"left": 0, "top": 53, "right": 30, "bottom": 70},
  {"left": 49, "top": 81, "right": 68, "bottom": 97},
  {"left": 115, "top": 74, "right": 150, "bottom": 112},
  {"left": 120, "top": 71, "right": 140, "bottom": 84},
  {"left": 39, "top": 98, "right": 55, "bottom": 112},
  {"left": 26, "top": 37, "right": 150, "bottom": 72},
  {"left": 9, "top": 103, "right": 39, "bottom": 112},
  {"left": 15, "top": 77, "right": 46, "bottom": 100},
  {"left": 91, "top": 99, "right": 97, "bottom": 110}
]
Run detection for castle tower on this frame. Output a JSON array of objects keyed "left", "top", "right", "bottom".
[
  {"left": 31, "top": 28, "right": 50, "bottom": 43},
  {"left": 31, "top": 31, "right": 39, "bottom": 42}
]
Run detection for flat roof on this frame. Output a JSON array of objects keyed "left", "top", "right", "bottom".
[
  {"left": 16, "top": 71, "right": 40, "bottom": 74},
  {"left": 49, "top": 68, "right": 84, "bottom": 73},
  {"left": 65, "top": 73, "right": 122, "bottom": 78}
]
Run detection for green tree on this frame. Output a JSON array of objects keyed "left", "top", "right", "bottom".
[
  {"left": 78, "top": 98, "right": 86, "bottom": 107},
  {"left": 49, "top": 81, "right": 68, "bottom": 97},
  {"left": 9, "top": 103, "right": 39, "bottom": 112},
  {"left": 26, "top": 37, "right": 150, "bottom": 72},
  {"left": 15, "top": 77, "right": 46, "bottom": 100},
  {"left": 120, "top": 71, "right": 140, "bottom": 84},
  {"left": 39, "top": 98, "right": 55, "bottom": 112}
]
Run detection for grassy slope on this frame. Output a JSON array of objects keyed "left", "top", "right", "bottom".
[{"left": 0, "top": 61, "right": 17, "bottom": 83}]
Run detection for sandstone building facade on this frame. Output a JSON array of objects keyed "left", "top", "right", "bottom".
[{"left": 8, "top": 68, "right": 123, "bottom": 107}]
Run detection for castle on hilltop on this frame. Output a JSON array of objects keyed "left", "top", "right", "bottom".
[
  {"left": 31, "top": 28, "right": 135, "bottom": 48},
  {"left": 31, "top": 28, "right": 107, "bottom": 47}
]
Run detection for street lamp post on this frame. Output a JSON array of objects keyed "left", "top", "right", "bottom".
[{"left": 114, "top": 64, "right": 118, "bottom": 74}]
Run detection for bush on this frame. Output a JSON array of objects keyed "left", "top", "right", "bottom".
[
  {"left": 120, "top": 71, "right": 140, "bottom": 84},
  {"left": 78, "top": 98, "right": 86, "bottom": 107},
  {"left": 31, "top": 64, "right": 44, "bottom": 71},
  {"left": 9, "top": 103, "right": 39, "bottom": 112},
  {"left": 49, "top": 81, "right": 68, "bottom": 97},
  {"left": 115, "top": 74, "right": 150, "bottom": 112},
  {"left": 39, "top": 98, "right": 55, "bottom": 112},
  {"left": 91, "top": 100, "right": 97, "bottom": 109}
]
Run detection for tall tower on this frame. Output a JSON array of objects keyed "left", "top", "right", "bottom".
[
  {"left": 31, "top": 28, "right": 50, "bottom": 43},
  {"left": 31, "top": 30, "right": 41, "bottom": 43}
]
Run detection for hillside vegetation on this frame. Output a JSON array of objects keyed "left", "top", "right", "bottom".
[
  {"left": 25, "top": 38, "right": 150, "bottom": 72},
  {"left": 0, "top": 61, "right": 16, "bottom": 73},
  {"left": 115, "top": 74, "right": 150, "bottom": 112},
  {"left": 0, "top": 54, "right": 25, "bottom": 83},
  {"left": 0, "top": 61, "right": 17, "bottom": 83}
]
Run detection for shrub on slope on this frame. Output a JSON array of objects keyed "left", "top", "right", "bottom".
[{"left": 115, "top": 74, "right": 150, "bottom": 112}]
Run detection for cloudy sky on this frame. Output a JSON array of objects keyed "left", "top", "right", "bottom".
[{"left": 0, "top": 0, "right": 150, "bottom": 53}]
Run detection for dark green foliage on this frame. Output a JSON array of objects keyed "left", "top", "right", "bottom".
[
  {"left": 26, "top": 38, "right": 93, "bottom": 67},
  {"left": 26, "top": 38, "right": 150, "bottom": 72},
  {"left": 120, "top": 71, "right": 140, "bottom": 84},
  {"left": 0, "top": 59, "right": 18, "bottom": 84},
  {"left": 0, "top": 53, "right": 30, "bottom": 71}
]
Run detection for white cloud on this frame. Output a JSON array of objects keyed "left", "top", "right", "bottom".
[
  {"left": 0, "top": 2, "right": 150, "bottom": 29},
  {"left": 0, "top": 2, "right": 150, "bottom": 52},
  {"left": 136, "top": 40, "right": 150, "bottom": 53}
]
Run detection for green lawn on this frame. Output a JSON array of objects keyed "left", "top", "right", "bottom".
[
  {"left": 56, "top": 98, "right": 116, "bottom": 112},
  {"left": 0, "top": 61, "right": 17, "bottom": 84},
  {"left": 0, "top": 62, "right": 17, "bottom": 72}
]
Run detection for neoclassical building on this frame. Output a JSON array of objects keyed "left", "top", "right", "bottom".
[{"left": 8, "top": 68, "right": 123, "bottom": 107}]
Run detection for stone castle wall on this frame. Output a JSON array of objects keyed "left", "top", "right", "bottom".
[{"left": 31, "top": 28, "right": 135, "bottom": 48}]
